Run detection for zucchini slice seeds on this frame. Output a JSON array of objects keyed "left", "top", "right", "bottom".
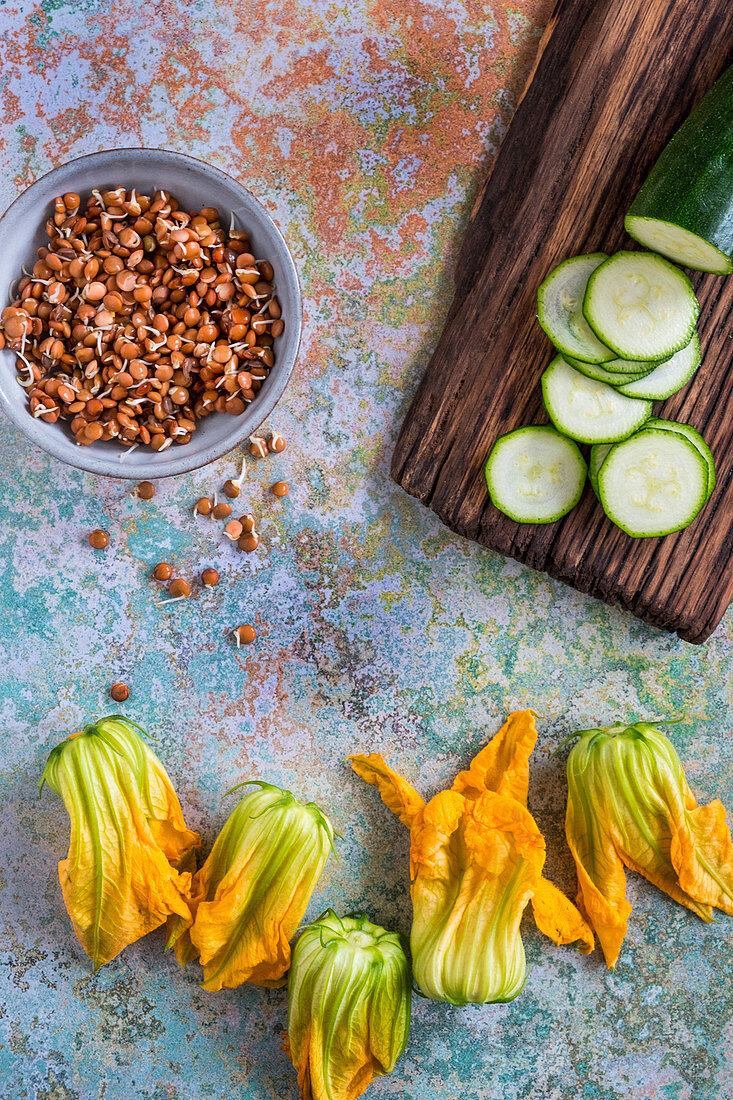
[
  {"left": 583, "top": 251, "right": 699, "bottom": 361},
  {"left": 537, "top": 254, "right": 615, "bottom": 364},
  {"left": 485, "top": 425, "right": 587, "bottom": 524},
  {"left": 598, "top": 428, "right": 708, "bottom": 537},
  {"left": 542, "top": 356, "right": 652, "bottom": 444}
]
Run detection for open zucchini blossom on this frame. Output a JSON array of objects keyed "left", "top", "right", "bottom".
[
  {"left": 287, "top": 910, "right": 410, "bottom": 1100},
  {"left": 40, "top": 715, "right": 200, "bottom": 969},
  {"left": 167, "top": 781, "right": 336, "bottom": 990},
  {"left": 566, "top": 720, "right": 733, "bottom": 968},
  {"left": 350, "top": 711, "right": 593, "bottom": 1005}
]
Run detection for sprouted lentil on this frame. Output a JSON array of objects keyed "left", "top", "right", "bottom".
[
  {"left": 224, "top": 519, "right": 244, "bottom": 541},
  {"left": 136, "top": 480, "right": 155, "bottom": 499},
  {"left": 238, "top": 531, "right": 260, "bottom": 552},
  {"left": 249, "top": 437, "right": 268, "bottom": 458},
  {"left": 168, "top": 578, "right": 191, "bottom": 599},
  {"left": 232, "top": 624, "right": 256, "bottom": 646},
  {"left": 88, "top": 528, "right": 109, "bottom": 549}
]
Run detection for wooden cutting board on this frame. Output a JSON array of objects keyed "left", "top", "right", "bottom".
[{"left": 391, "top": 0, "right": 733, "bottom": 644}]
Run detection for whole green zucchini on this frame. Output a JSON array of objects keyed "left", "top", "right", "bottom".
[{"left": 625, "top": 64, "right": 733, "bottom": 274}]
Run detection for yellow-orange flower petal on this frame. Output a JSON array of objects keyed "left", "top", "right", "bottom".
[
  {"left": 348, "top": 753, "right": 425, "bottom": 827},
  {"left": 352, "top": 713, "right": 594, "bottom": 1003},
  {"left": 41, "top": 716, "right": 197, "bottom": 969},
  {"left": 679, "top": 800, "right": 733, "bottom": 914},
  {"left": 287, "top": 911, "right": 411, "bottom": 1100},
  {"left": 170, "top": 782, "right": 335, "bottom": 991},
  {"left": 451, "top": 709, "right": 537, "bottom": 806},
  {"left": 530, "top": 876, "right": 594, "bottom": 954},
  {"left": 565, "top": 720, "right": 733, "bottom": 968},
  {"left": 410, "top": 790, "right": 546, "bottom": 1004}
]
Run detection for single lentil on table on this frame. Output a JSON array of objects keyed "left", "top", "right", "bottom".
[
  {"left": 88, "top": 528, "right": 109, "bottom": 549},
  {"left": 136, "top": 480, "right": 155, "bottom": 499},
  {"left": 249, "top": 437, "right": 268, "bottom": 458},
  {"left": 0, "top": 188, "right": 283, "bottom": 452},
  {"left": 238, "top": 531, "right": 260, "bottom": 552},
  {"left": 109, "top": 682, "right": 129, "bottom": 702},
  {"left": 168, "top": 578, "right": 191, "bottom": 599}
]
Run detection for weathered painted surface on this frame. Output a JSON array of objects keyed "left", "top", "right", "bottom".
[{"left": 0, "top": 2, "right": 731, "bottom": 1098}]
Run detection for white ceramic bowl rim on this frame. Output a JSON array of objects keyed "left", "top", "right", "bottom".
[{"left": 0, "top": 147, "right": 302, "bottom": 479}]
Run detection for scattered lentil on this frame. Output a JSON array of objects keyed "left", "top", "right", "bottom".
[
  {"left": 212, "top": 501, "right": 232, "bottom": 520},
  {"left": 249, "top": 437, "right": 268, "bottom": 459},
  {"left": 88, "top": 528, "right": 109, "bottom": 549},
  {"left": 201, "top": 567, "right": 219, "bottom": 586},
  {"left": 110, "top": 682, "right": 130, "bottom": 702},
  {"left": 153, "top": 561, "right": 173, "bottom": 581},
  {"left": 169, "top": 578, "right": 191, "bottom": 599},
  {"left": 195, "top": 496, "right": 214, "bottom": 516},
  {"left": 232, "top": 624, "right": 256, "bottom": 646},
  {"left": 272, "top": 481, "right": 289, "bottom": 497},
  {"left": 224, "top": 519, "right": 244, "bottom": 541},
  {"left": 239, "top": 512, "right": 257, "bottom": 534},
  {"left": 222, "top": 479, "right": 240, "bottom": 498},
  {"left": 136, "top": 480, "right": 155, "bottom": 500},
  {"left": 238, "top": 531, "right": 260, "bottom": 552},
  {"left": 268, "top": 431, "right": 286, "bottom": 453}
]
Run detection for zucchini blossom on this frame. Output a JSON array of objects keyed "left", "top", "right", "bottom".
[
  {"left": 351, "top": 711, "right": 593, "bottom": 1005},
  {"left": 566, "top": 720, "right": 733, "bottom": 967},
  {"left": 287, "top": 910, "right": 410, "bottom": 1100},
  {"left": 168, "top": 781, "right": 336, "bottom": 990},
  {"left": 40, "top": 715, "right": 200, "bottom": 969}
]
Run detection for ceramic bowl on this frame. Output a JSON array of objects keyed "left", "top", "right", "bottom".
[{"left": 0, "top": 148, "right": 302, "bottom": 479}]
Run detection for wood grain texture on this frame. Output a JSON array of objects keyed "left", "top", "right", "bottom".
[{"left": 392, "top": 0, "right": 733, "bottom": 644}]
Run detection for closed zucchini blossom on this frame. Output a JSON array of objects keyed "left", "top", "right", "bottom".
[
  {"left": 351, "top": 710, "right": 594, "bottom": 1005},
  {"left": 287, "top": 910, "right": 410, "bottom": 1100},
  {"left": 40, "top": 715, "right": 200, "bottom": 969},
  {"left": 168, "top": 781, "right": 336, "bottom": 990},
  {"left": 566, "top": 720, "right": 733, "bottom": 968}
]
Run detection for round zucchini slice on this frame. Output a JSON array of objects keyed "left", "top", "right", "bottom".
[{"left": 485, "top": 425, "right": 586, "bottom": 524}]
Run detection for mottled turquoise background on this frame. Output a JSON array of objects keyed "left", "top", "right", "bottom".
[{"left": 0, "top": 1, "right": 731, "bottom": 1098}]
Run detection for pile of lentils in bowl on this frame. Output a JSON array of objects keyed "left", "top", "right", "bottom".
[{"left": 0, "top": 188, "right": 283, "bottom": 451}]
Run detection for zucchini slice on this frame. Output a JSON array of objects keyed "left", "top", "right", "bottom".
[
  {"left": 583, "top": 251, "right": 699, "bottom": 361},
  {"left": 625, "top": 217, "right": 732, "bottom": 276},
  {"left": 645, "top": 416, "right": 716, "bottom": 500},
  {"left": 589, "top": 444, "right": 612, "bottom": 497},
  {"left": 616, "top": 335, "right": 700, "bottom": 400},
  {"left": 562, "top": 354, "right": 654, "bottom": 386},
  {"left": 485, "top": 426, "right": 586, "bottom": 524},
  {"left": 541, "top": 356, "right": 652, "bottom": 444},
  {"left": 537, "top": 254, "right": 615, "bottom": 364},
  {"left": 598, "top": 427, "right": 708, "bottom": 537},
  {"left": 626, "top": 65, "right": 733, "bottom": 275}
]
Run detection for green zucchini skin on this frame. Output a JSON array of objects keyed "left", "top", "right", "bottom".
[{"left": 626, "top": 64, "right": 733, "bottom": 273}]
